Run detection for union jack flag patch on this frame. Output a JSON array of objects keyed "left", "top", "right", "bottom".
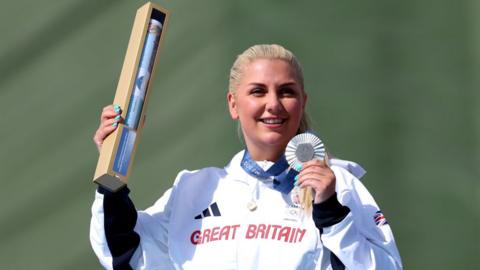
[{"left": 373, "top": 210, "right": 388, "bottom": 226}]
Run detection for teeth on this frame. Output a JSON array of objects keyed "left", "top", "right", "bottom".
[{"left": 262, "top": 119, "right": 283, "bottom": 124}]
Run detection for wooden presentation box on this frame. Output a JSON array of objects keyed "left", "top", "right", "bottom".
[{"left": 93, "top": 2, "right": 170, "bottom": 191}]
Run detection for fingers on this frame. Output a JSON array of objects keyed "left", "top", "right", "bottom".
[
  {"left": 302, "top": 158, "right": 328, "bottom": 169},
  {"left": 295, "top": 158, "right": 336, "bottom": 203},
  {"left": 93, "top": 104, "right": 123, "bottom": 152},
  {"left": 100, "top": 115, "right": 123, "bottom": 129},
  {"left": 296, "top": 171, "right": 332, "bottom": 187},
  {"left": 298, "top": 159, "right": 332, "bottom": 179},
  {"left": 101, "top": 104, "right": 122, "bottom": 122},
  {"left": 297, "top": 177, "right": 330, "bottom": 191},
  {"left": 94, "top": 119, "right": 119, "bottom": 143}
]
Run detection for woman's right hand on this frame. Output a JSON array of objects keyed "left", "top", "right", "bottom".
[{"left": 93, "top": 104, "right": 123, "bottom": 153}]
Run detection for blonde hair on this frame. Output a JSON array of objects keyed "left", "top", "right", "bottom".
[{"left": 229, "top": 44, "right": 314, "bottom": 212}]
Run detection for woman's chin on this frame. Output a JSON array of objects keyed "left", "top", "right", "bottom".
[{"left": 259, "top": 132, "right": 290, "bottom": 147}]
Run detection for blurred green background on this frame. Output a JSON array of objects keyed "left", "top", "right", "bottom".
[{"left": 0, "top": 0, "right": 478, "bottom": 269}]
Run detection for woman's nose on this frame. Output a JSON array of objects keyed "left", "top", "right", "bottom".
[{"left": 265, "top": 92, "right": 283, "bottom": 114}]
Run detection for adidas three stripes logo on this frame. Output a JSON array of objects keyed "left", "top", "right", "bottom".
[{"left": 194, "top": 202, "right": 221, "bottom": 219}]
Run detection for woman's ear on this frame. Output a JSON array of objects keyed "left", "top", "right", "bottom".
[{"left": 227, "top": 92, "right": 239, "bottom": 120}]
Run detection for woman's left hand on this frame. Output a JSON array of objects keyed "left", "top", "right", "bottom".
[{"left": 296, "top": 159, "right": 336, "bottom": 204}]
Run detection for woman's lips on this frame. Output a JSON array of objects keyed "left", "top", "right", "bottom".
[
  {"left": 260, "top": 118, "right": 285, "bottom": 124},
  {"left": 259, "top": 118, "right": 286, "bottom": 128}
]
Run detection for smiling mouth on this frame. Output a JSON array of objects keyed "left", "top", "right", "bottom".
[{"left": 260, "top": 118, "right": 285, "bottom": 124}]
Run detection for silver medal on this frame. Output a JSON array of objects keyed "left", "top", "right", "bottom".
[
  {"left": 286, "top": 132, "right": 326, "bottom": 207},
  {"left": 285, "top": 132, "right": 325, "bottom": 171}
]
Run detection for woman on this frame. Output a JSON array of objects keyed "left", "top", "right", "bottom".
[{"left": 91, "top": 44, "right": 402, "bottom": 269}]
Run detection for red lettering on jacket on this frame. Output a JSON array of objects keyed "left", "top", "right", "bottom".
[
  {"left": 296, "top": 228, "right": 306, "bottom": 242},
  {"left": 210, "top": 226, "right": 220, "bottom": 241},
  {"left": 190, "top": 224, "right": 307, "bottom": 245},
  {"left": 270, "top": 225, "right": 282, "bottom": 239},
  {"left": 277, "top": 226, "right": 291, "bottom": 242},
  {"left": 190, "top": 230, "right": 201, "bottom": 245},
  {"left": 246, "top": 224, "right": 256, "bottom": 239},
  {"left": 256, "top": 224, "right": 267, "bottom": 238},
  {"left": 191, "top": 225, "right": 240, "bottom": 245}
]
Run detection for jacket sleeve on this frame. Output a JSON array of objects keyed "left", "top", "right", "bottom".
[
  {"left": 314, "top": 161, "right": 403, "bottom": 270},
  {"left": 312, "top": 193, "right": 351, "bottom": 270},
  {"left": 90, "top": 184, "right": 176, "bottom": 270}
]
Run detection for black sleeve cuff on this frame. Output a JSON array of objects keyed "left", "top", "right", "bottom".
[
  {"left": 97, "top": 185, "right": 130, "bottom": 196},
  {"left": 312, "top": 192, "right": 350, "bottom": 229},
  {"left": 99, "top": 184, "right": 140, "bottom": 270}
]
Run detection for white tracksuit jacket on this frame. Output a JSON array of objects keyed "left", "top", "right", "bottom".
[{"left": 90, "top": 151, "right": 403, "bottom": 269}]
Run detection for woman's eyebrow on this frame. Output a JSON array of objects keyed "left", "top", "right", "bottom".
[
  {"left": 247, "top": 83, "right": 267, "bottom": 87},
  {"left": 247, "top": 82, "right": 299, "bottom": 87},
  {"left": 279, "top": 82, "right": 298, "bottom": 87}
]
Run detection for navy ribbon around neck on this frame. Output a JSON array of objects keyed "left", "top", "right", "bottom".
[{"left": 240, "top": 150, "right": 298, "bottom": 194}]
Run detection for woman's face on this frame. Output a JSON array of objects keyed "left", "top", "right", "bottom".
[{"left": 227, "top": 58, "right": 307, "bottom": 160}]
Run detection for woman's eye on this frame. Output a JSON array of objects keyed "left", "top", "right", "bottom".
[
  {"left": 250, "top": 88, "right": 266, "bottom": 96},
  {"left": 280, "top": 87, "right": 296, "bottom": 96}
]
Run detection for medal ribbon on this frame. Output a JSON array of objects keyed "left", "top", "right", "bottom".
[{"left": 240, "top": 150, "right": 298, "bottom": 194}]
